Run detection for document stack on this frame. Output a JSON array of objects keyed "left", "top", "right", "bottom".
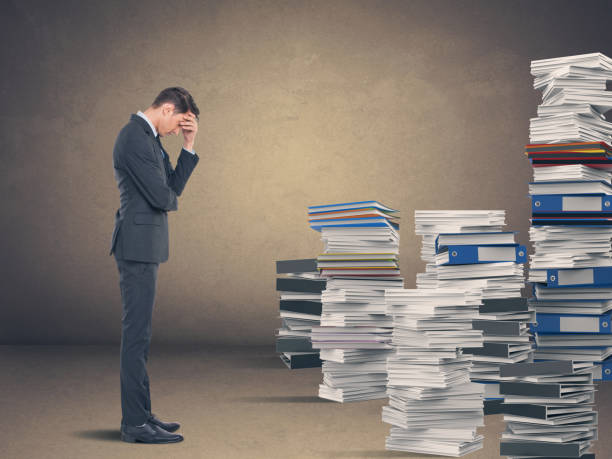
[
  {"left": 275, "top": 259, "right": 324, "bottom": 369},
  {"left": 414, "top": 211, "right": 531, "bottom": 415},
  {"left": 528, "top": 52, "right": 612, "bottom": 384},
  {"left": 308, "top": 201, "right": 403, "bottom": 402},
  {"left": 499, "top": 360, "right": 597, "bottom": 459},
  {"left": 381, "top": 212, "right": 502, "bottom": 456},
  {"left": 530, "top": 52, "right": 612, "bottom": 144}
]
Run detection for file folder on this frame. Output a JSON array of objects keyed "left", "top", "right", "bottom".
[
  {"left": 434, "top": 231, "right": 517, "bottom": 252},
  {"left": 592, "top": 359, "right": 612, "bottom": 381},
  {"left": 276, "top": 259, "right": 318, "bottom": 274},
  {"left": 276, "top": 277, "right": 327, "bottom": 293},
  {"left": 532, "top": 216, "right": 612, "bottom": 225},
  {"left": 543, "top": 267, "right": 612, "bottom": 288},
  {"left": 531, "top": 194, "right": 612, "bottom": 213},
  {"left": 436, "top": 244, "right": 527, "bottom": 265},
  {"left": 479, "top": 297, "right": 529, "bottom": 313},
  {"left": 532, "top": 313, "right": 612, "bottom": 334}
]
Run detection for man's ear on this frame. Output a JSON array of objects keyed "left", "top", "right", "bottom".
[{"left": 162, "top": 103, "right": 174, "bottom": 117}]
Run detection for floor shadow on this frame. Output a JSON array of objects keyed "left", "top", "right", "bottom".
[
  {"left": 236, "top": 395, "right": 331, "bottom": 403},
  {"left": 325, "top": 451, "right": 428, "bottom": 458},
  {"left": 73, "top": 429, "right": 120, "bottom": 442},
  {"left": 236, "top": 356, "right": 288, "bottom": 370}
]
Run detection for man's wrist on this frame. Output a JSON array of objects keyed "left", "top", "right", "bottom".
[{"left": 183, "top": 144, "right": 195, "bottom": 154}]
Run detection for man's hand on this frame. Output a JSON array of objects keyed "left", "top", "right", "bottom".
[{"left": 180, "top": 113, "right": 198, "bottom": 152}]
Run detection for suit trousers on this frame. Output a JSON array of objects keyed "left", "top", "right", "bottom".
[{"left": 115, "top": 257, "right": 159, "bottom": 426}]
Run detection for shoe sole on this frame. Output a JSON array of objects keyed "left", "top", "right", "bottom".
[{"left": 121, "top": 433, "right": 184, "bottom": 444}]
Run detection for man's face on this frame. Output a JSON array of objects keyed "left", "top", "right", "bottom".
[{"left": 159, "top": 103, "right": 193, "bottom": 137}]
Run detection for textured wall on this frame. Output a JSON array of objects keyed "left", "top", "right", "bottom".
[{"left": 1, "top": 0, "right": 611, "bottom": 344}]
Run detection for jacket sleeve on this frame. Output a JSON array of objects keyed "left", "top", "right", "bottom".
[
  {"left": 121, "top": 137, "right": 178, "bottom": 212},
  {"left": 166, "top": 148, "right": 200, "bottom": 196}
]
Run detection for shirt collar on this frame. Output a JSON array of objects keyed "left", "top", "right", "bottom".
[{"left": 137, "top": 110, "right": 158, "bottom": 138}]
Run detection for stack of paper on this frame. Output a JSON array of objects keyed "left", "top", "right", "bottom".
[
  {"left": 382, "top": 288, "right": 485, "bottom": 455},
  {"left": 530, "top": 52, "right": 612, "bottom": 144},
  {"left": 413, "top": 210, "right": 531, "bottom": 416},
  {"left": 309, "top": 201, "right": 403, "bottom": 402},
  {"left": 275, "top": 259, "right": 324, "bottom": 369},
  {"left": 415, "top": 210, "right": 525, "bottom": 299},
  {"left": 499, "top": 360, "right": 598, "bottom": 459},
  {"left": 528, "top": 53, "right": 612, "bottom": 388}
]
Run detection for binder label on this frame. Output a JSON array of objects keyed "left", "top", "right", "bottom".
[
  {"left": 559, "top": 316, "right": 599, "bottom": 332},
  {"left": 556, "top": 268, "right": 594, "bottom": 286},
  {"left": 562, "top": 196, "right": 602, "bottom": 211},
  {"left": 477, "top": 246, "right": 518, "bottom": 262}
]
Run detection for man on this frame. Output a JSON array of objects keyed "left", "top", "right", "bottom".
[{"left": 110, "top": 87, "right": 200, "bottom": 444}]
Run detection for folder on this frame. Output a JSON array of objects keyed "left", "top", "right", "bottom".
[
  {"left": 592, "top": 359, "right": 612, "bottom": 381},
  {"left": 541, "top": 267, "right": 612, "bottom": 288},
  {"left": 472, "top": 320, "right": 526, "bottom": 336},
  {"left": 276, "top": 277, "right": 327, "bottom": 293},
  {"left": 532, "top": 217, "right": 612, "bottom": 225},
  {"left": 308, "top": 216, "right": 398, "bottom": 231},
  {"left": 531, "top": 313, "right": 612, "bottom": 334},
  {"left": 483, "top": 399, "right": 504, "bottom": 415},
  {"left": 499, "top": 360, "right": 588, "bottom": 378},
  {"left": 501, "top": 403, "right": 595, "bottom": 420},
  {"left": 500, "top": 440, "right": 591, "bottom": 457},
  {"left": 434, "top": 231, "right": 517, "bottom": 252},
  {"left": 276, "top": 336, "right": 314, "bottom": 352},
  {"left": 435, "top": 244, "right": 526, "bottom": 265},
  {"left": 276, "top": 259, "right": 318, "bottom": 274},
  {"left": 500, "top": 381, "right": 594, "bottom": 398},
  {"left": 531, "top": 194, "right": 612, "bottom": 213},
  {"left": 479, "top": 297, "right": 529, "bottom": 313},
  {"left": 526, "top": 141, "right": 612, "bottom": 154},
  {"left": 280, "top": 352, "right": 322, "bottom": 369},
  {"left": 464, "top": 342, "right": 530, "bottom": 358},
  {"left": 279, "top": 300, "right": 322, "bottom": 315}
]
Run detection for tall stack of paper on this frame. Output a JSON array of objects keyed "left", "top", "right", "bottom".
[
  {"left": 528, "top": 53, "right": 612, "bottom": 390},
  {"left": 530, "top": 52, "right": 612, "bottom": 144},
  {"left": 308, "top": 201, "right": 403, "bottom": 402},
  {"left": 412, "top": 211, "right": 531, "bottom": 415},
  {"left": 382, "top": 288, "right": 485, "bottom": 455},
  {"left": 275, "top": 259, "right": 324, "bottom": 369},
  {"left": 499, "top": 360, "right": 597, "bottom": 459}
]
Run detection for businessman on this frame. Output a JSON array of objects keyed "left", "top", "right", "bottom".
[{"left": 110, "top": 87, "right": 200, "bottom": 444}]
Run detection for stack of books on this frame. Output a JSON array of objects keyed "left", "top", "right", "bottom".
[
  {"left": 527, "top": 52, "right": 612, "bottom": 388},
  {"left": 308, "top": 201, "right": 403, "bottom": 402},
  {"left": 275, "top": 259, "right": 324, "bottom": 369},
  {"left": 412, "top": 210, "right": 531, "bottom": 416},
  {"left": 499, "top": 360, "right": 597, "bottom": 459}
]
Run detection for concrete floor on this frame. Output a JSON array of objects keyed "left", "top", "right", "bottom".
[{"left": 1, "top": 345, "right": 611, "bottom": 459}]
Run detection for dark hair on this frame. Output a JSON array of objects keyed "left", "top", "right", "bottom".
[{"left": 152, "top": 87, "right": 200, "bottom": 119}]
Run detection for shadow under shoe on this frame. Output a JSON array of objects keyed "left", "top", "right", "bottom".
[{"left": 120, "top": 422, "right": 183, "bottom": 444}]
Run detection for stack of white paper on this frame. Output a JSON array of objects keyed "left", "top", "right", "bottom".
[
  {"left": 529, "top": 226, "right": 612, "bottom": 270},
  {"left": 532, "top": 164, "right": 612, "bottom": 183},
  {"left": 308, "top": 201, "right": 403, "bottom": 402},
  {"left": 530, "top": 52, "right": 612, "bottom": 143},
  {"left": 382, "top": 288, "right": 485, "bottom": 455}
]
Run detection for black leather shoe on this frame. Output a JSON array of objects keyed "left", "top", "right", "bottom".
[
  {"left": 148, "top": 413, "right": 181, "bottom": 433},
  {"left": 120, "top": 422, "right": 183, "bottom": 444}
]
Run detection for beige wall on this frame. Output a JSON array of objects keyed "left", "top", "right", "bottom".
[{"left": 1, "top": 0, "right": 611, "bottom": 344}]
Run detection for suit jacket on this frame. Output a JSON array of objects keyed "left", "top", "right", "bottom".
[{"left": 110, "top": 114, "right": 199, "bottom": 263}]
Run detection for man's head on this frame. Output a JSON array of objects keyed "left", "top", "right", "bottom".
[{"left": 147, "top": 87, "right": 200, "bottom": 137}]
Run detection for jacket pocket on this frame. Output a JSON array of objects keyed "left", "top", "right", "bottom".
[{"left": 133, "top": 212, "right": 162, "bottom": 226}]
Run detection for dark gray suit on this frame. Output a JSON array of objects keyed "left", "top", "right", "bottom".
[{"left": 110, "top": 114, "right": 198, "bottom": 426}]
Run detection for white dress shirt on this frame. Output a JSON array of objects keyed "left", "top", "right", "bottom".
[{"left": 137, "top": 110, "right": 195, "bottom": 155}]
